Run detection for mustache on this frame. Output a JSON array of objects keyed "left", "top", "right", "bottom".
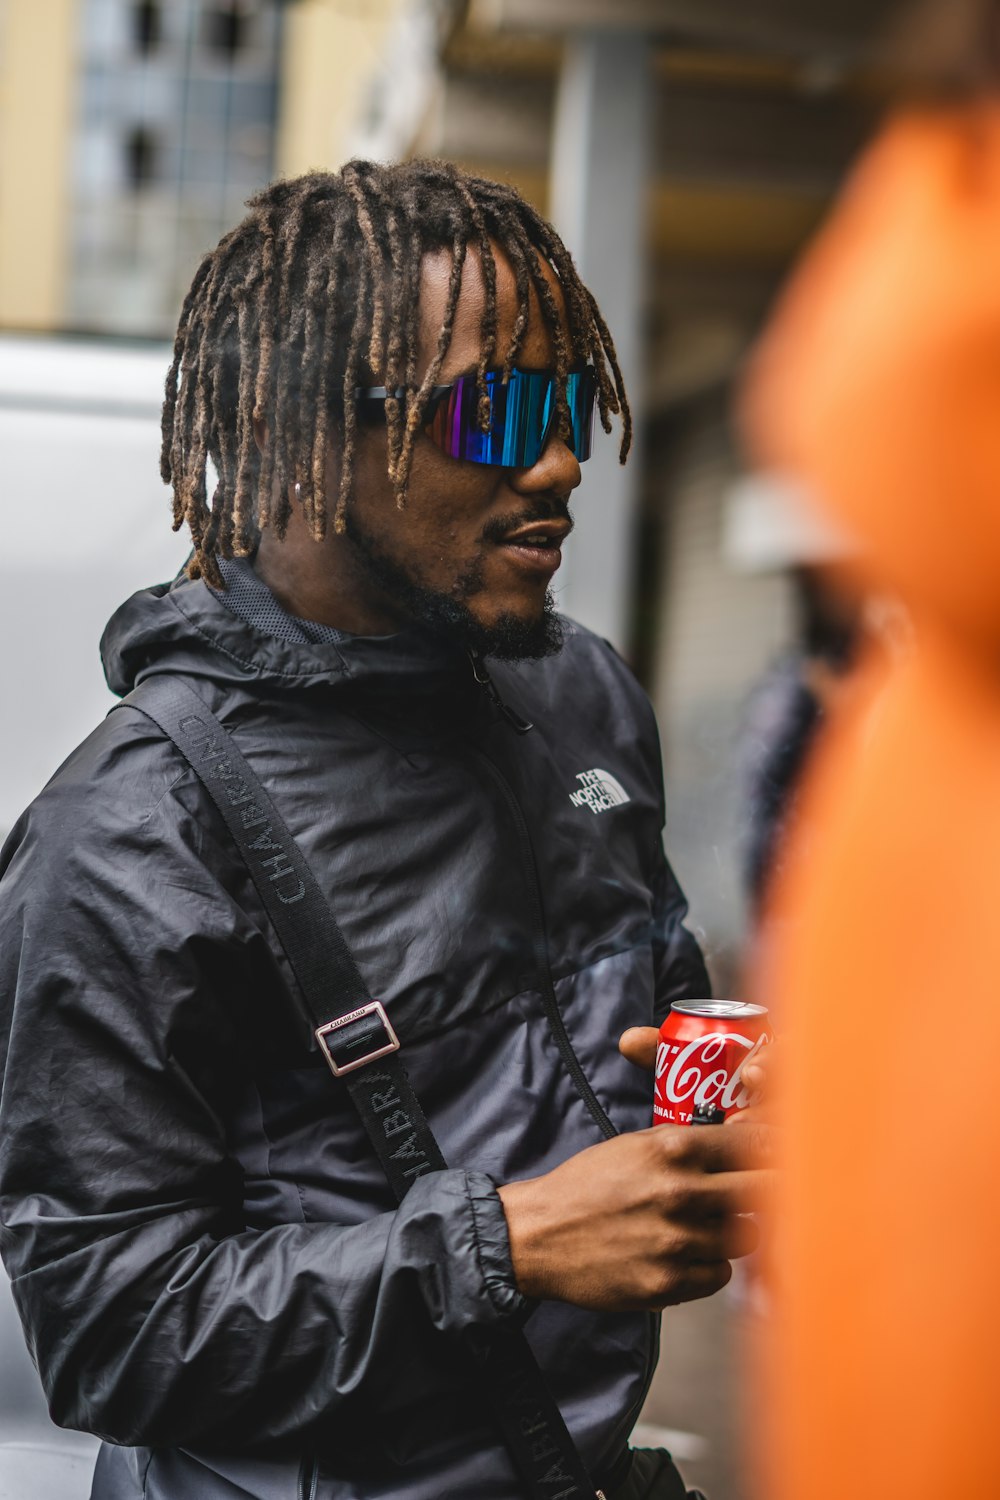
[{"left": 479, "top": 503, "right": 575, "bottom": 545}]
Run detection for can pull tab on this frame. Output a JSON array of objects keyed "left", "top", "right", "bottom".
[{"left": 468, "top": 651, "right": 534, "bottom": 734}]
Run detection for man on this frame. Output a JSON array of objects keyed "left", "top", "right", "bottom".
[{"left": 0, "top": 160, "right": 762, "bottom": 1500}]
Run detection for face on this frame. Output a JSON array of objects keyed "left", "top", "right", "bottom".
[{"left": 327, "top": 244, "right": 584, "bottom": 659}]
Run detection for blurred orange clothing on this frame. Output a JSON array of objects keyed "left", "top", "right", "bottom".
[{"left": 743, "top": 106, "right": 1000, "bottom": 1499}]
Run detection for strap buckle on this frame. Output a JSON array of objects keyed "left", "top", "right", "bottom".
[{"left": 315, "top": 1001, "right": 401, "bottom": 1077}]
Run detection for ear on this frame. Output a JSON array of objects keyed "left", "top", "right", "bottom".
[{"left": 251, "top": 414, "right": 305, "bottom": 511}]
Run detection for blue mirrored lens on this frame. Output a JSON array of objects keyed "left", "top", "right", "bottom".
[
  {"left": 425, "top": 367, "right": 596, "bottom": 466},
  {"left": 565, "top": 367, "right": 596, "bottom": 462}
]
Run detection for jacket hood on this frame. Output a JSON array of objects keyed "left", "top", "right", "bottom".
[{"left": 100, "top": 571, "right": 472, "bottom": 702}]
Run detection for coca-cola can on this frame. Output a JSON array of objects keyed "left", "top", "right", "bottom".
[{"left": 652, "top": 1000, "right": 771, "bottom": 1127}]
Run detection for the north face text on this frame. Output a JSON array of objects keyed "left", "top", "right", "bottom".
[{"left": 568, "top": 768, "right": 630, "bottom": 815}]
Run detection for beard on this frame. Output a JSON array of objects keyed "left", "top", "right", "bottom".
[{"left": 342, "top": 510, "right": 564, "bottom": 661}]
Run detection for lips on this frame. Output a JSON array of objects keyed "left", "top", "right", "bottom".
[
  {"left": 495, "top": 519, "right": 572, "bottom": 550},
  {"left": 494, "top": 527, "right": 567, "bottom": 579},
  {"left": 481, "top": 514, "right": 573, "bottom": 580}
]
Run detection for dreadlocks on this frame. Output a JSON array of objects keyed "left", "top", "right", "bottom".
[{"left": 161, "top": 158, "right": 632, "bottom": 588}]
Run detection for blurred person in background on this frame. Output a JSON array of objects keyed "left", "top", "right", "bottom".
[
  {"left": 0, "top": 160, "right": 767, "bottom": 1500},
  {"left": 741, "top": 0, "right": 1000, "bottom": 1495},
  {"left": 739, "top": 564, "right": 861, "bottom": 914},
  {"left": 740, "top": 564, "right": 912, "bottom": 916}
]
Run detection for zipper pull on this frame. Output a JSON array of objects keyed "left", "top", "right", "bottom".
[{"left": 468, "top": 651, "right": 534, "bottom": 734}]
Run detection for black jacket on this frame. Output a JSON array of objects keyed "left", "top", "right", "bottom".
[{"left": 0, "top": 572, "right": 708, "bottom": 1500}]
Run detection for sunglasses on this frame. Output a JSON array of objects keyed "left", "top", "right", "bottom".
[{"left": 355, "top": 365, "right": 598, "bottom": 468}]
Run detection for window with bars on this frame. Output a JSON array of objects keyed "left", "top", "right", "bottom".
[{"left": 68, "top": 0, "right": 283, "bottom": 334}]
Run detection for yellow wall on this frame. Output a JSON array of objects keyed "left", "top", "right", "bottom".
[
  {"left": 0, "top": 0, "right": 77, "bottom": 328},
  {"left": 276, "top": 0, "right": 404, "bottom": 177}
]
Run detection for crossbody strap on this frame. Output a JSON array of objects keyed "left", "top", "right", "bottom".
[{"left": 118, "top": 675, "right": 605, "bottom": 1500}]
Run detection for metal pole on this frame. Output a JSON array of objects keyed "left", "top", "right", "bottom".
[{"left": 550, "top": 28, "right": 652, "bottom": 655}]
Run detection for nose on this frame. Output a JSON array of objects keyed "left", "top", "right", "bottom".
[{"left": 508, "top": 430, "right": 582, "bottom": 498}]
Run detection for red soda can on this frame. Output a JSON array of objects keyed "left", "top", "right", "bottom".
[{"left": 652, "top": 1001, "right": 771, "bottom": 1127}]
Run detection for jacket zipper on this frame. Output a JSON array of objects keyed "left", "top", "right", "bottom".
[
  {"left": 298, "top": 1454, "right": 318, "bottom": 1500},
  {"left": 468, "top": 651, "right": 534, "bottom": 734},
  {"left": 472, "top": 746, "right": 618, "bottom": 1143}
]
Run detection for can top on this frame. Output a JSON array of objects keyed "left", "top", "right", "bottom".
[{"left": 669, "top": 1000, "right": 768, "bottom": 1020}]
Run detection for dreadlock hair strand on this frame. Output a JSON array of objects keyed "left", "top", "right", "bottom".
[
  {"left": 583, "top": 284, "right": 632, "bottom": 463},
  {"left": 335, "top": 246, "right": 373, "bottom": 535},
  {"left": 307, "top": 213, "right": 349, "bottom": 540},
  {"left": 343, "top": 164, "right": 389, "bottom": 379},
  {"left": 162, "top": 251, "right": 213, "bottom": 491},
  {"left": 393, "top": 220, "right": 468, "bottom": 500},
  {"left": 449, "top": 172, "right": 499, "bottom": 433},
  {"left": 353, "top": 162, "right": 411, "bottom": 487}
]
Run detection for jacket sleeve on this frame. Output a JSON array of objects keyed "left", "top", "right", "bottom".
[
  {"left": 650, "top": 845, "right": 712, "bottom": 1024},
  {"left": 0, "top": 736, "right": 523, "bottom": 1452}
]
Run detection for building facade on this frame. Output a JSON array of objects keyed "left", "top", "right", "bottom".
[
  {"left": 69, "top": 0, "right": 284, "bottom": 334},
  {"left": 0, "top": 0, "right": 285, "bottom": 336}
]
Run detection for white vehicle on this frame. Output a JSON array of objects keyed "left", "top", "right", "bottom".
[{"left": 0, "top": 334, "right": 189, "bottom": 838}]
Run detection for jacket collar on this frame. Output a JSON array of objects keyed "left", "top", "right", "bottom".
[{"left": 101, "top": 568, "right": 472, "bottom": 703}]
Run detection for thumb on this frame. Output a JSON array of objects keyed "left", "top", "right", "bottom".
[{"left": 619, "top": 1026, "right": 659, "bottom": 1071}]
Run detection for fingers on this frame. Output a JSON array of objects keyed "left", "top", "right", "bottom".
[
  {"left": 667, "top": 1211, "right": 760, "bottom": 1263},
  {"left": 648, "top": 1120, "right": 778, "bottom": 1173},
  {"left": 619, "top": 1026, "right": 659, "bottom": 1071},
  {"left": 704, "top": 1167, "right": 779, "bottom": 1216},
  {"left": 724, "top": 1114, "right": 776, "bottom": 1175},
  {"left": 657, "top": 1158, "right": 775, "bottom": 1229},
  {"left": 740, "top": 1039, "right": 778, "bottom": 1096},
  {"left": 654, "top": 1260, "right": 733, "bottom": 1308},
  {"left": 741, "top": 1060, "right": 767, "bottom": 1093}
]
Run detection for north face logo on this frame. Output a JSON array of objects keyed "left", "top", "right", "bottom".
[{"left": 568, "top": 768, "right": 630, "bottom": 814}]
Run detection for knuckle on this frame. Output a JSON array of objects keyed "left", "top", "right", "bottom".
[
  {"left": 684, "top": 1219, "right": 722, "bottom": 1260},
  {"left": 658, "top": 1127, "right": 696, "bottom": 1168},
  {"left": 654, "top": 1223, "right": 688, "bottom": 1262},
  {"left": 636, "top": 1129, "right": 666, "bottom": 1168},
  {"left": 662, "top": 1179, "right": 701, "bottom": 1218}
]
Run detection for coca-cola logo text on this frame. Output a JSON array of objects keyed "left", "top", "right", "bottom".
[{"left": 655, "top": 1031, "right": 771, "bottom": 1113}]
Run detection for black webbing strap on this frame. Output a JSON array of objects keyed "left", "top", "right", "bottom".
[{"left": 118, "top": 676, "right": 603, "bottom": 1500}]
